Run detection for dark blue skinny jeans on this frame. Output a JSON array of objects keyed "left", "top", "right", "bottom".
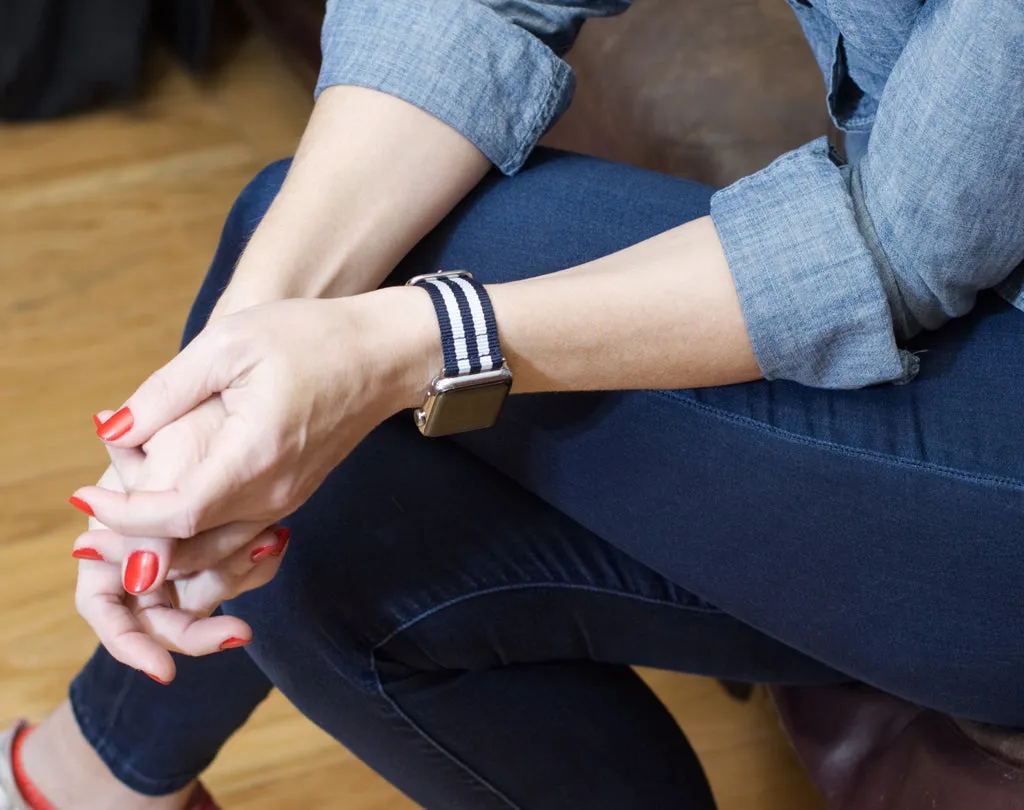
[{"left": 70, "top": 150, "right": 1024, "bottom": 809}]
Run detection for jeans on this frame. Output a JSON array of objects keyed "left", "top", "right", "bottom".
[{"left": 70, "top": 149, "right": 1024, "bottom": 808}]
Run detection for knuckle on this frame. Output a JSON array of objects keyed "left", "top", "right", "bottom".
[
  {"left": 176, "top": 501, "right": 202, "bottom": 539},
  {"left": 203, "top": 318, "right": 244, "bottom": 358},
  {"left": 143, "top": 367, "right": 174, "bottom": 412}
]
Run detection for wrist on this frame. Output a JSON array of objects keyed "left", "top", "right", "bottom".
[{"left": 347, "top": 286, "right": 442, "bottom": 413}]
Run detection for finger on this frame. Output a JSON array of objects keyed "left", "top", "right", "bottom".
[
  {"left": 86, "top": 464, "right": 125, "bottom": 533},
  {"left": 72, "top": 446, "right": 248, "bottom": 539},
  {"left": 135, "top": 607, "right": 253, "bottom": 657},
  {"left": 104, "top": 442, "right": 146, "bottom": 494},
  {"left": 120, "top": 534, "right": 176, "bottom": 598},
  {"left": 72, "top": 529, "right": 123, "bottom": 564},
  {"left": 95, "top": 322, "right": 243, "bottom": 448},
  {"left": 165, "top": 526, "right": 286, "bottom": 614},
  {"left": 219, "top": 525, "right": 289, "bottom": 582},
  {"left": 74, "top": 560, "right": 176, "bottom": 682},
  {"left": 170, "top": 520, "right": 270, "bottom": 575}
]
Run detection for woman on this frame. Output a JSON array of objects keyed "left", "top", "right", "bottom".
[{"left": 4, "top": 0, "right": 1023, "bottom": 808}]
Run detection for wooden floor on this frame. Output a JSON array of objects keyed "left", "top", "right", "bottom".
[{"left": 0, "top": 35, "right": 825, "bottom": 810}]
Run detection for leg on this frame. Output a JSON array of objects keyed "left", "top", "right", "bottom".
[
  {"left": 218, "top": 150, "right": 1021, "bottom": 806},
  {"left": 226, "top": 414, "right": 843, "bottom": 810},
  {"left": 186, "top": 153, "right": 844, "bottom": 808},
  {"left": 387, "top": 149, "right": 1024, "bottom": 723},
  {"left": 30, "top": 166, "right": 289, "bottom": 803}
]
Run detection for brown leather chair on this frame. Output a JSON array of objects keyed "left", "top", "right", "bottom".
[{"left": 239, "top": 1, "right": 1024, "bottom": 806}]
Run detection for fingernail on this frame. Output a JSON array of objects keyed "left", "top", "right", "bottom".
[
  {"left": 91, "top": 414, "right": 103, "bottom": 429},
  {"left": 96, "top": 407, "right": 133, "bottom": 441},
  {"left": 271, "top": 526, "right": 290, "bottom": 556},
  {"left": 124, "top": 550, "right": 159, "bottom": 594},
  {"left": 72, "top": 547, "right": 104, "bottom": 561},
  {"left": 69, "top": 496, "right": 95, "bottom": 517},
  {"left": 250, "top": 543, "right": 277, "bottom": 563},
  {"left": 146, "top": 673, "right": 170, "bottom": 685},
  {"left": 220, "top": 637, "right": 250, "bottom": 650}
]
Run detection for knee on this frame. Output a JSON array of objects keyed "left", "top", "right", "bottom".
[
  {"left": 229, "top": 159, "right": 292, "bottom": 238},
  {"left": 181, "top": 159, "right": 293, "bottom": 344},
  {"left": 222, "top": 531, "right": 392, "bottom": 694}
]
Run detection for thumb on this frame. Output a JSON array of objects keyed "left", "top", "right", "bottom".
[
  {"left": 122, "top": 536, "right": 176, "bottom": 597},
  {"left": 102, "top": 428, "right": 179, "bottom": 596},
  {"left": 95, "top": 324, "right": 239, "bottom": 447}
]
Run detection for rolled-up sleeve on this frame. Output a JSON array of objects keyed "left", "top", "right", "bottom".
[
  {"left": 316, "top": 0, "right": 629, "bottom": 175},
  {"left": 711, "top": 0, "right": 1024, "bottom": 388}
]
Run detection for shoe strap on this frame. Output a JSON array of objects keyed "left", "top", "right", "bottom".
[{"left": 0, "top": 722, "right": 31, "bottom": 810}]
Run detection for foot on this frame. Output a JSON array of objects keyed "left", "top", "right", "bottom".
[
  {"left": 12, "top": 702, "right": 213, "bottom": 810},
  {"left": 954, "top": 718, "right": 1024, "bottom": 766}
]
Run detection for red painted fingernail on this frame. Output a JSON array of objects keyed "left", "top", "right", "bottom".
[
  {"left": 250, "top": 544, "right": 277, "bottom": 563},
  {"left": 69, "top": 496, "right": 94, "bottom": 517},
  {"left": 220, "top": 637, "right": 250, "bottom": 650},
  {"left": 271, "top": 526, "right": 290, "bottom": 556},
  {"left": 96, "top": 407, "right": 133, "bottom": 441},
  {"left": 146, "top": 673, "right": 170, "bottom": 685},
  {"left": 72, "top": 547, "right": 104, "bottom": 561},
  {"left": 91, "top": 414, "right": 103, "bottom": 429},
  {"left": 124, "top": 550, "right": 159, "bottom": 594}
]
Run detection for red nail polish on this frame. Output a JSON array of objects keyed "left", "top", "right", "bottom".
[
  {"left": 250, "top": 544, "right": 277, "bottom": 563},
  {"left": 146, "top": 673, "right": 170, "bottom": 685},
  {"left": 271, "top": 526, "right": 290, "bottom": 556},
  {"left": 68, "top": 496, "right": 95, "bottom": 517},
  {"left": 96, "top": 407, "right": 133, "bottom": 441},
  {"left": 72, "top": 547, "right": 104, "bottom": 561},
  {"left": 220, "top": 637, "right": 250, "bottom": 650},
  {"left": 124, "top": 550, "right": 159, "bottom": 594},
  {"left": 91, "top": 414, "right": 103, "bottom": 429}
]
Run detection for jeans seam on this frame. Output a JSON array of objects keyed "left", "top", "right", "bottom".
[
  {"left": 367, "top": 583, "right": 722, "bottom": 810},
  {"left": 368, "top": 648, "right": 522, "bottom": 809},
  {"left": 71, "top": 675, "right": 199, "bottom": 794},
  {"left": 652, "top": 389, "right": 1024, "bottom": 492}
]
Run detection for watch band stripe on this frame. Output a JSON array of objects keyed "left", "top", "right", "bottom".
[
  {"left": 449, "top": 276, "right": 493, "bottom": 373},
  {"left": 419, "top": 278, "right": 465, "bottom": 376},
  {"left": 413, "top": 272, "right": 504, "bottom": 379},
  {"left": 446, "top": 276, "right": 482, "bottom": 374}
]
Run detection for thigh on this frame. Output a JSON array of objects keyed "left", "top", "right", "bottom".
[
  {"left": 251, "top": 414, "right": 842, "bottom": 687},
  {"left": 380, "top": 151, "right": 1024, "bottom": 723}
]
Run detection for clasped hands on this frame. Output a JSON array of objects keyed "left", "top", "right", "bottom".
[{"left": 69, "top": 290, "right": 438, "bottom": 683}]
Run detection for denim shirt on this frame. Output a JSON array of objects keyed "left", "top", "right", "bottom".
[{"left": 316, "top": 0, "right": 1024, "bottom": 389}]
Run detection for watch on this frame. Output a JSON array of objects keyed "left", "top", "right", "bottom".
[{"left": 405, "top": 270, "right": 513, "bottom": 437}]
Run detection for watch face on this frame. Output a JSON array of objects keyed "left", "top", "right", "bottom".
[{"left": 423, "top": 378, "right": 512, "bottom": 436}]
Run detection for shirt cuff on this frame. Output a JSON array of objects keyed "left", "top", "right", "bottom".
[
  {"left": 710, "top": 137, "right": 919, "bottom": 389},
  {"left": 316, "top": 0, "right": 574, "bottom": 175}
]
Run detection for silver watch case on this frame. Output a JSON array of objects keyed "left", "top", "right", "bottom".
[
  {"left": 406, "top": 270, "right": 513, "bottom": 438},
  {"left": 414, "top": 365, "right": 513, "bottom": 437}
]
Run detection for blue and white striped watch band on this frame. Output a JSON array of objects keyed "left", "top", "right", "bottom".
[{"left": 409, "top": 271, "right": 504, "bottom": 377}]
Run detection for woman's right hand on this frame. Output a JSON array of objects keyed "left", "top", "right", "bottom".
[{"left": 71, "top": 403, "right": 290, "bottom": 683}]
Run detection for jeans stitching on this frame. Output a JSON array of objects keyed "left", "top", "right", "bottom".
[
  {"left": 367, "top": 583, "right": 723, "bottom": 810},
  {"left": 652, "top": 389, "right": 1024, "bottom": 491}
]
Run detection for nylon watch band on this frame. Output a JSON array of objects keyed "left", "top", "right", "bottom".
[{"left": 411, "top": 271, "right": 505, "bottom": 376}]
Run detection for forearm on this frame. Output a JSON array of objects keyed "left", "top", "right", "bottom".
[
  {"left": 377, "top": 214, "right": 761, "bottom": 410},
  {"left": 213, "top": 85, "right": 491, "bottom": 317},
  {"left": 489, "top": 216, "right": 760, "bottom": 393}
]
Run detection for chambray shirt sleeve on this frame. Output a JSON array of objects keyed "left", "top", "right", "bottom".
[
  {"left": 315, "top": 0, "right": 630, "bottom": 175},
  {"left": 710, "top": 0, "right": 1024, "bottom": 388}
]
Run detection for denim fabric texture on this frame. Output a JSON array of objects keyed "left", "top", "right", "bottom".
[
  {"left": 318, "top": 0, "right": 1024, "bottom": 388},
  {"left": 71, "top": 152, "right": 1024, "bottom": 805}
]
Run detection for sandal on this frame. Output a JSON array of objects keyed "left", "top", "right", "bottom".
[{"left": 0, "top": 721, "right": 220, "bottom": 810}]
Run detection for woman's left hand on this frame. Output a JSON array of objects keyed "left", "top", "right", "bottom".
[{"left": 73, "top": 288, "right": 439, "bottom": 540}]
